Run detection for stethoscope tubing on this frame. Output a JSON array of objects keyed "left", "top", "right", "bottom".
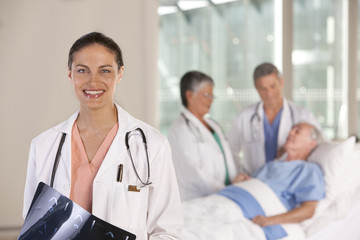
[
  {"left": 51, "top": 133, "right": 66, "bottom": 188},
  {"left": 51, "top": 128, "right": 151, "bottom": 189},
  {"left": 181, "top": 112, "right": 203, "bottom": 142},
  {"left": 125, "top": 128, "right": 151, "bottom": 188},
  {"left": 250, "top": 101, "right": 295, "bottom": 141}
]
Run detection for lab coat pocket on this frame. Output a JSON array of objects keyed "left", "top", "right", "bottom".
[{"left": 109, "top": 181, "right": 149, "bottom": 233}]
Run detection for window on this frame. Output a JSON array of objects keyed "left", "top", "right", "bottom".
[
  {"left": 158, "top": 0, "right": 275, "bottom": 134},
  {"left": 293, "top": 0, "right": 344, "bottom": 139},
  {"left": 158, "top": 0, "right": 357, "bottom": 140}
]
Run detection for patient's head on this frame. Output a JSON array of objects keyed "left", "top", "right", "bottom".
[{"left": 284, "top": 123, "right": 322, "bottom": 161}]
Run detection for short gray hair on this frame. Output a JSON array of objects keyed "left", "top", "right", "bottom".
[
  {"left": 180, "top": 71, "right": 214, "bottom": 107},
  {"left": 253, "top": 62, "right": 282, "bottom": 83},
  {"left": 310, "top": 125, "right": 323, "bottom": 144}
]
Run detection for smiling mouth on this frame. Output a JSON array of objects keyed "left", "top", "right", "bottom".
[{"left": 83, "top": 90, "right": 105, "bottom": 98}]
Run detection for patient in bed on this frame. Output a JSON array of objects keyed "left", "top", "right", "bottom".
[
  {"left": 181, "top": 123, "right": 325, "bottom": 240},
  {"left": 217, "top": 123, "right": 325, "bottom": 237}
]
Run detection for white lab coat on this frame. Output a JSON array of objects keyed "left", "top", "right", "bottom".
[
  {"left": 23, "top": 104, "right": 183, "bottom": 240},
  {"left": 227, "top": 98, "right": 321, "bottom": 175},
  {"left": 167, "top": 108, "right": 237, "bottom": 201}
]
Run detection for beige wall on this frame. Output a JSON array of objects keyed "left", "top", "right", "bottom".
[{"left": 0, "top": 0, "right": 159, "bottom": 230}]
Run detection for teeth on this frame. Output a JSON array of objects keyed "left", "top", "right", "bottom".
[{"left": 85, "top": 90, "right": 104, "bottom": 95}]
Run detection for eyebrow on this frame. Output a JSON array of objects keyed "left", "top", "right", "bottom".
[
  {"left": 74, "top": 64, "right": 114, "bottom": 69},
  {"left": 99, "top": 64, "right": 114, "bottom": 68},
  {"left": 293, "top": 125, "right": 302, "bottom": 131},
  {"left": 74, "top": 64, "right": 89, "bottom": 69}
]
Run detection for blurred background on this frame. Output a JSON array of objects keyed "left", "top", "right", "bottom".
[{"left": 0, "top": 0, "right": 359, "bottom": 238}]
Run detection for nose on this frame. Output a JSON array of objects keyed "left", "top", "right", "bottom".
[
  {"left": 89, "top": 73, "right": 100, "bottom": 85},
  {"left": 208, "top": 94, "right": 213, "bottom": 103},
  {"left": 288, "top": 128, "right": 295, "bottom": 137},
  {"left": 265, "top": 88, "right": 274, "bottom": 96}
]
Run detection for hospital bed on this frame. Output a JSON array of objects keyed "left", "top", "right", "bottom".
[{"left": 181, "top": 137, "right": 360, "bottom": 240}]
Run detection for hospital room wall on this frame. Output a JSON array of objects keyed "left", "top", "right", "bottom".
[{"left": 0, "top": 0, "right": 159, "bottom": 235}]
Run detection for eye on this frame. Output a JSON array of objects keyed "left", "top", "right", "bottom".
[
  {"left": 101, "top": 69, "right": 111, "bottom": 73},
  {"left": 77, "top": 69, "right": 87, "bottom": 73}
]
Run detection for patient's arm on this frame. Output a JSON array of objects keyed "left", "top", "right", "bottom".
[{"left": 251, "top": 201, "right": 318, "bottom": 227}]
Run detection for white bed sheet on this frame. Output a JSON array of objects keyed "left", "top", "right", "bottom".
[
  {"left": 307, "top": 202, "right": 360, "bottom": 240},
  {"left": 306, "top": 189, "right": 360, "bottom": 240},
  {"left": 181, "top": 186, "right": 360, "bottom": 240},
  {"left": 181, "top": 142, "right": 360, "bottom": 239}
]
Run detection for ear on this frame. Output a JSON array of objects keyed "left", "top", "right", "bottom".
[
  {"left": 68, "top": 68, "right": 73, "bottom": 82},
  {"left": 254, "top": 79, "right": 260, "bottom": 89},
  {"left": 308, "top": 140, "right": 318, "bottom": 152},
  {"left": 279, "top": 76, "right": 285, "bottom": 89},
  {"left": 116, "top": 66, "right": 124, "bottom": 84},
  {"left": 185, "top": 90, "right": 194, "bottom": 102}
]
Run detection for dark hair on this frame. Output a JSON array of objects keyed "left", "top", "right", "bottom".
[
  {"left": 180, "top": 71, "right": 214, "bottom": 107},
  {"left": 68, "top": 32, "right": 124, "bottom": 70},
  {"left": 253, "top": 62, "right": 281, "bottom": 83}
]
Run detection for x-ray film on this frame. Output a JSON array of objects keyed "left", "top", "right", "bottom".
[{"left": 18, "top": 182, "right": 136, "bottom": 240}]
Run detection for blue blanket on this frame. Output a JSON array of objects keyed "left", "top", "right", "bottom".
[{"left": 218, "top": 186, "right": 287, "bottom": 240}]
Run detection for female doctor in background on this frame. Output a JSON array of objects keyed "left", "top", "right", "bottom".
[
  {"left": 22, "top": 32, "right": 183, "bottom": 240},
  {"left": 168, "top": 71, "right": 241, "bottom": 201}
]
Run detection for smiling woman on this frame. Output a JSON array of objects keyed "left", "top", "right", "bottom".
[
  {"left": 69, "top": 44, "right": 123, "bottom": 112},
  {"left": 22, "top": 32, "right": 183, "bottom": 240}
]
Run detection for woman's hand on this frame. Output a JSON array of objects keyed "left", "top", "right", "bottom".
[{"left": 232, "top": 173, "right": 251, "bottom": 183}]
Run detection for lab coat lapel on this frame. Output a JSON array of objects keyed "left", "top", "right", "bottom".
[
  {"left": 257, "top": 101, "right": 265, "bottom": 145},
  {"left": 206, "top": 118, "right": 237, "bottom": 179},
  {"left": 182, "top": 109, "right": 217, "bottom": 147},
  {"left": 204, "top": 117, "right": 225, "bottom": 150},
  {"left": 60, "top": 134, "right": 72, "bottom": 182},
  {"left": 96, "top": 133, "right": 124, "bottom": 180},
  {"left": 95, "top": 104, "right": 135, "bottom": 180},
  {"left": 278, "top": 98, "right": 292, "bottom": 147},
  {"left": 53, "top": 111, "right": 79, "bottom": 189}
]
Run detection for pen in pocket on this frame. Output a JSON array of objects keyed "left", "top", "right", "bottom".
[{"left": 117, "top": 164, "right": 123, "bottom": 182}]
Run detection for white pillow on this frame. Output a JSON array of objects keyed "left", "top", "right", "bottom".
[{"left": 308, "top": 136, "right": 356, "bottom": 201}]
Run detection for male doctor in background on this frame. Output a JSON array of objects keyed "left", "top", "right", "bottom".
[{"left": 228, "top": 62, "right": 321, "bottom": 176}]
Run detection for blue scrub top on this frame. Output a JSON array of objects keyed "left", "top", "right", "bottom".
[
  {"left": 253, "top": 160, "right": 325, "bottom": 210},
  {"left": 263, "top": 108, "right": 283, "bottom": 163}
]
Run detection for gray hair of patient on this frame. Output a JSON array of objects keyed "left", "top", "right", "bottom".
[
  {"left": 309, "top": 125, "right": 323, "bottom": 144},
  {"left": 180, "top": 71, "right": 214, "bottom": 107},
  {"left": 253, "top": 62, "right": 282, "bottom": 83}
]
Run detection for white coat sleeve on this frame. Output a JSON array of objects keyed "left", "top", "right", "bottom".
[
  {"left": 22, "top": 140, "right": 38, "bottom": 219},
  {"left": 167, "top": 123, "right": 224, "bottom": 200},
  {"left": 147, "top": 138, "right": 183, "bottom": 240}
]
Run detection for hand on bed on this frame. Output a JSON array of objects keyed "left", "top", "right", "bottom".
[
  {"left": 251, "top": 215, "right": 274, "bottom": 227},
  {"left": 232, "top": 173, "right": 251, "bottom": 183}
]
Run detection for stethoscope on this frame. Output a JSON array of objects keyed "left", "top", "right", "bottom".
[
  {"left": 250, "top": 101, "right": 295, "bottom": 141},
  {"left": 50, "top": 128, "right": 151, "bottom": 189},
  {"left": 181, "top": 112, "right": 203, "bottom": 142},
  {"left": 125, "top": 128, "right": 152, "bottom": 188}
]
